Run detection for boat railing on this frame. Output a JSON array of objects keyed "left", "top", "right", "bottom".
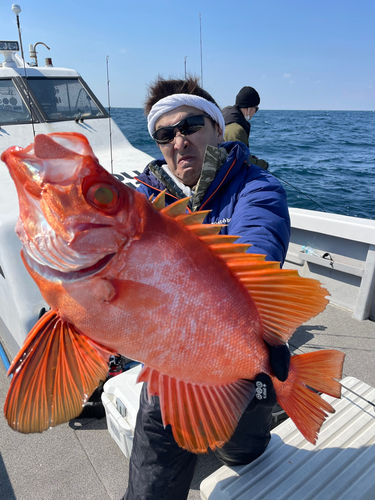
[{"left": 286, "top": 208, "right": 375, "bottom": 321}]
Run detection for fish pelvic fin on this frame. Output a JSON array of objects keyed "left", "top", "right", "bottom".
[
  {"left": 4, "top": 310, "right": 115, "bottom": 433},
  {"left": 274, "top": 349, "right": 345, "bottom": 444},
  {"left": 137, "top": 366, "right": 255, "bottom": 453}
]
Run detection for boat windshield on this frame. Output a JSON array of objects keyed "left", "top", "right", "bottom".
[
  {"left": 27, "top": 77, "right": 107, "bottom": 121},
  {"left": 0, "top": 79, "right": 32, "bottom": 124}
]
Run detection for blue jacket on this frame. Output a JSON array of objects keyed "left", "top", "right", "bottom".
[{"left": 136, "top": 142, "right": 290, "bottom": 265}]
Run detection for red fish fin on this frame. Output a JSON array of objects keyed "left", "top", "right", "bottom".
[
  {"left": 150, "top": 192, "right": 189, "bottom": 215},
  {"left": 274, "top": 350, "right": 345, "bottom": 444},
  {"left": 161, "top": 196, "right": 191, "bottom": 216},
  {"left": 138, "top": 366, "right": 255, "bottom": 453},
  {"left": 187, "top": 224, "right": 227, "bottom": 236},
  {"left": 249, "top": 269, "right": 328, "bottom": 345},
  {"left": 151, "top": 195, "right": 230, "bottom": 235},
  {"left": 4, "top": 310, "right": 115, "bottom": 433},
  {"left": 175, "top": 211, "right": 211, "bottom": 225},
  {"left": 153, "top": 194, "right": 210, "bottom": 225},
  {"left": 151, "top": 189, "right": 167, "bottom": 210},
  {"left": 200, "top": 235, "right": 239, "bottom": 245},
  {"left": 227, "top": 260, "right": 329, "bottom": 345}
]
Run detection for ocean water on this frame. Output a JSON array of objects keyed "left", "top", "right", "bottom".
[{"left": 111, "top": 108, "right": 375, "bottom": 220}]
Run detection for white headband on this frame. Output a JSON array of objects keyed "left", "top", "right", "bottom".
[{"left": 147, "top": 94, "right": 225, "bottom": 138}]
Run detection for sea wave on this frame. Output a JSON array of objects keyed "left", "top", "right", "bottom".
[{"left": 110, "top": 108, "right": 375, "bottom": 220}]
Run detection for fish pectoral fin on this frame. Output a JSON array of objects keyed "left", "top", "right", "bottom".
[
  {"left": 137, "top": 366, "right": 255, "bottom": 453},
  {"left": 106, "top": 279, "right": 167, "bottom": 311},
  {"left": 4, "top": 310, "right": 115, "bottom": 434}
]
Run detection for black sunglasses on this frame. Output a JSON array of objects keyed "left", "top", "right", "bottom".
[{"left": 152, "top": 114, "right": 211, "bottom": 144}]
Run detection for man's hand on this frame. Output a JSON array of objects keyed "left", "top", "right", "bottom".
[
  {"left": 245, "top": 343, "right": 291, "bottom": 413},
  {"left": 252, "top": 373, "right": 277, "bottom": 408},
  {"left": 265, "top": 341, "right": 291, "bottom": 382}
]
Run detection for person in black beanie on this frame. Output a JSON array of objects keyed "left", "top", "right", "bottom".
[{"left": 223, "top": 86, "right": 269, "bottom": 169}]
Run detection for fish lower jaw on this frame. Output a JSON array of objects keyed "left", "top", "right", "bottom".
[{"left": 23, "top": 250, "right": 116, "bottom": 283}]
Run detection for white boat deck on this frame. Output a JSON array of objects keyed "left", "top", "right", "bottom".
[{"left": 0, "top": 303, "right": 374, "bottom": 500}]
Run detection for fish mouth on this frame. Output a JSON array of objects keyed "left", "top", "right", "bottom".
[
  {"left": 23, "top": 251, "right": 116, "bottom": 283},
  {"left": 18, "top": 133, "right": 95, "bottom": 186}
]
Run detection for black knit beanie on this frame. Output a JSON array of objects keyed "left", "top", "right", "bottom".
[{"left": 235, "top": 87, "right": 260, "bottom": 108}]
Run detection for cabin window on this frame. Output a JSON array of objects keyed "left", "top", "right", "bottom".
[
  {"left": 0, "top": 79, "right": 32, "bottom": 124},
  {"left": 27, "top": 78, "right": 107, "bottom": 121}
]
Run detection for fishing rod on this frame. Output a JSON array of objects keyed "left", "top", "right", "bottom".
[
  {"left": 106, "top": 55, "right": 114, "bottom": 174},
  {"left": 340, "top": 382, "right": 375, "bottom": 411},
  {"left": 12, "top": 4, "right": 36, "bottom": 138},
  {"left": 291, "top": 347, "right": 374, "bottom": 412},
  {"left": 199, "top": 13, "right": 203, "bottom": 87},
  {"left": 270, "top": 170, "right": 328, "bottom": 213}
]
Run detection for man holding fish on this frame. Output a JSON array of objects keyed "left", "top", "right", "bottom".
[
  {"left": 125, "top": 76, "right": 292, "bottom": 500},
  {"left": 2, "top": 78, "right": 344, "bottom": 500}
]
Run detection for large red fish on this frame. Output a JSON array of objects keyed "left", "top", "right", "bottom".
[{"left": 2, "top": 132, "right": 345, "bottom": 452}]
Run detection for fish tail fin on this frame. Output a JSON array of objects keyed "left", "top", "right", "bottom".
[
  {"left": 274, "top": 349, "right": 345, "bottom": 444},
  {"left": 4, "top": 310, "right": 116, "bottom": 433}
]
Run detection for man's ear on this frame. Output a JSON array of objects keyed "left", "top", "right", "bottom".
[{"left": 216, "top": 124, "right": 224, "bottom": 143}]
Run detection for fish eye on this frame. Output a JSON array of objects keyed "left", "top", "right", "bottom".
[
  {"left": 94, "top": 186, "right": 114, "bottom": 204},
  {"left": 86, "top": 183, "right": 120, "bottom": 211}
]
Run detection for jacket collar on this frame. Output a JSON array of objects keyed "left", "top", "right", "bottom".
[
  {"left": 136, "top": 141, "right": 250, "bottom": 209},
  {"left": 199, "top": 142, "right": 249, "bottom": 210}
]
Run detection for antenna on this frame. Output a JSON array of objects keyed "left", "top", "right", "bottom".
[
  {"left": 199, "top": 13, "right": 203, "bottom": 87},
  {"left": 184, "top": 56, "right": 187, "bottom": 79},
  {"left": 12, "top": 4, "right": 36, "bottom": 137},
  {"left": 12, "top": 5, "right": 24, "bottom": 60},
  {"left": 106, "top": 55, "right": 114, "bottom": 174}
]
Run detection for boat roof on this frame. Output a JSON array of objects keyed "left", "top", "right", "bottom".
[
  {"left": 0, "top": 51, "right": 80, "bottom": 78},
  {"left": 0, "top": 65, "right": 80, "bottom": 78}
]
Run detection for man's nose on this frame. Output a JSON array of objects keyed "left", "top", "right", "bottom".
[{"left": 173, "top": 132, "right": 188, "bottom": 149}]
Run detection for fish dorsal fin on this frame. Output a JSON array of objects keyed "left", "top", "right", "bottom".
[
  {"left": 240, "top": 266, "right": 329, "bottom": 344},
  {"left": 4, "top": 310, "right": 115, "bottom": 433},
  {"left": 137, "top": 366, "right": 255, "bottom": 453},
  {"left": 209, "top": 243, "right": 251, "bottom": 254},
  {"left": 152, "top": 190, "right": 166, "bottom": 210},
  {"left": 175, "top": 210, "right": 211, "bottom": 225},
  {"left": 151, "top": 196, "right": 329, "bottom": 344},
  {"left": 200, "top": 235, "right": 239, "bottom": 245},
  {"left": 161, "top": 196, "right": 191, "bottom": 217},
  {"left": 151, "top": 195, "right": 225, "bottom": 236},
  {"left": 188, "top": 224, "right": 227, "bottom": 236}
]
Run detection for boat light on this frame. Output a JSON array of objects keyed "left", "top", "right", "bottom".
[
  {"left": 0, "top": 41, "right": 20, "bottom": 67},
  {"left": 0, "top": 41, "right": 19, "bottom": 51}
]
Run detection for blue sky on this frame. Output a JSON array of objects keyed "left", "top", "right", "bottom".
[{"left": 1, "top": 1, "right": 374, "bottom": 110}]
